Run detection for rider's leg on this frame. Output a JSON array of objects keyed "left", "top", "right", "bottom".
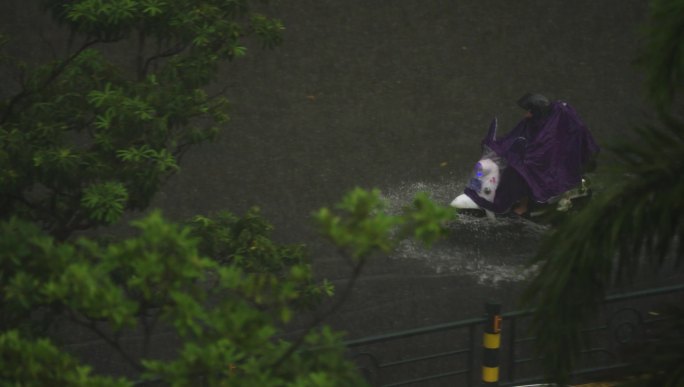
[{"left": 513, "top": 196, "right": 529, "bottom": 216}]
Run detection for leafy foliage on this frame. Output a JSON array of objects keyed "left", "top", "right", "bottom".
[
  {"left": 0, "top": 330, "right": 130, "bottom": 387},
  {"left": 0, "top": 212, "right": 366, "bottom": 386},
  {"left": 81, "top": 181, "right": 130, "bottom": 223},
  {"left": 522, "top": 0, "right": 684, "bottom": 384},
  {"left": 522, "top": 116, "right": 684, "bottom": 380},
  {"left": 315, "top": 188, "right": 456, "bottom": 260},
  {"left": 638, "top": 0, "right": 684, "bottom": 110},
  {"left": 0, "top": 188, "right": 455, "bottom": 385},
  {"left": 0, "top": 1, "right": 374, "bottom": 385},
  {"left": 186, "top": 208, "right": 336, "bottom": 310},
  {"left": 0, "top": 0, "right": 283, "bottom": 240},
  {"left": 187, "top": 208, "right": 306, "bottom": 271},
  {"left": 0, "top": 2, "right": 460, "bottom": 386}
]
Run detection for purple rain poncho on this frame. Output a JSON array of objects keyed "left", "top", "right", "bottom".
[{"left": 464, "top": 101, "right": 599, "bottom": 214}]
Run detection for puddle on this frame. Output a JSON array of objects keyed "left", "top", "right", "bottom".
[{"left": 381, "top": 180, "right": 547, "bottom": 286}]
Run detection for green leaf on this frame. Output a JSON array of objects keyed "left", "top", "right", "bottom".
[{"left": 81, "top": 181, "right": 129, "bottom": 223}]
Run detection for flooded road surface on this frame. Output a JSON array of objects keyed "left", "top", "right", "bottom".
[
  {"left": 147, "top": 0, "right": 651, "bottom": 338},
  {"left": 385, "top": 180, "right": 546, "bottom": 285},
  {"left": 314, "top": 177, "right": 549, "bottom": 338}
]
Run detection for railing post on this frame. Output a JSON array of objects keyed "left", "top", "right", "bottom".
[
  {"left": 508, "top": 315, "right": 517, "bottom": 383},
  {"left": 482, "top": 302, "right": 502, "bottom": 386},
  {"left": 468, "top": 324, "right": 476, "bottom": 387}
]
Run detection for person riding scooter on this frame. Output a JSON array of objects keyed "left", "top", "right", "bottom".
[{"left": 454, "top": 93, "right": 599, "bottom": 218}]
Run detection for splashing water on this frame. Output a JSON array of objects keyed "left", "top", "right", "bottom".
[{"left": 381, "top": 179, "right": 547, "bottom": 287}]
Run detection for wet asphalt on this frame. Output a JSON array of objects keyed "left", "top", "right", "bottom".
[{"left": 149, "top": 0, "right": 652, "bottom": 334}]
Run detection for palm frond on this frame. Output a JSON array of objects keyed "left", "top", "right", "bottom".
[{"left": 521, "top": 115, "right": 684, "bottom": 382}]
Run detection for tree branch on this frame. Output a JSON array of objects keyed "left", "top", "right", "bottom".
[
  {"left": 1, "top": 38, "right": 100, "bottom": 124},
  {"left": 67, "top": 309, "right": 143, "bottom": 372},
  {"left": 142, "top": 43, "right": 188, "bottom": 76},
  {"left": 270, "top": 253, "right": 368, "bottom": 371}
]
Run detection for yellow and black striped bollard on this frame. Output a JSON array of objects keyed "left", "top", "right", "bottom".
[{"left": 482, "top": 302, "right": 502, "bottom": 385}]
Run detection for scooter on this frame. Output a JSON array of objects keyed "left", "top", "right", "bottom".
[
  {"left": 450, "top": 118, "right": 593, "bottom": 221},
  {"left": 451, "top": 171, "right": 592, "bottom": 221}
]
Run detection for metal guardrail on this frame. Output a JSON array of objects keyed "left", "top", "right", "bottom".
[{"left": 345, "top": 283, "right": 684, "bottom": 386}]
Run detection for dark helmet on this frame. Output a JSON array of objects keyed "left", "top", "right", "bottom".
[{"left": 517, "top": 93, "right": 551, "bottom": 117}]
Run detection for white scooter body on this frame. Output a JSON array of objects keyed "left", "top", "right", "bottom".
[
  {"left": 451, "top": 194, "right": 497, "bottom": 220},
  {"left": 450, "top": 156, "right": 591, "bottom": 220},
  {"left": 450, "top": 158, "right": 500, "bottom": 220}
]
